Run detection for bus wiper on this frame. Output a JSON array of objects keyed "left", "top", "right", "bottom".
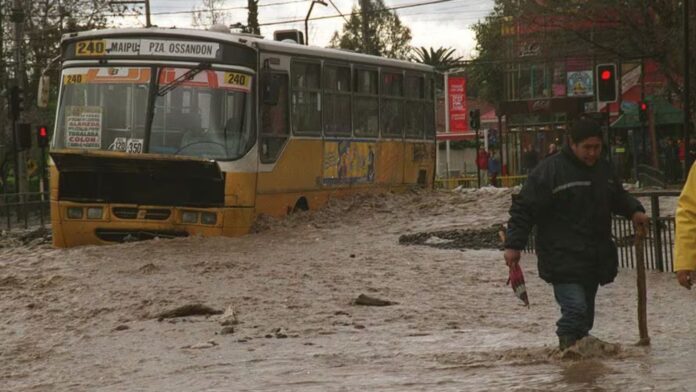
[{"left": 157, "top": 62, "right": 211, "bottom": 96}]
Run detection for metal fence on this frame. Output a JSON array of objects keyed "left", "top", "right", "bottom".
[
  {"left": 526, "top": 190, "right": 680, "bottom": 272},
  {"left": 0, "top": 192, "right": 50, "bottom": 231},
  {"left": 435, "top": 175, "right": 528, "bottom": 190}
]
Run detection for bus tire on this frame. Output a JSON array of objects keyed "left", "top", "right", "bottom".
[{"left": 292, "top": 197, "right": 309, "bottom": 213}]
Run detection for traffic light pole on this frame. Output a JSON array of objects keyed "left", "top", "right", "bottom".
[
  {"left": 475, "top": 127, "right": 481, "bottom": 188},
  {"left": 11, "top": 1, "right": 27, "bottom": 197},
  {"left": 40, "top": 145, "right": 47, "bottom": 198}
]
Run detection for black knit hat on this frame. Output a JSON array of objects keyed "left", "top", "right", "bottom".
[{"left": 569, "top": 118, "right": 602, "bottom": 143}]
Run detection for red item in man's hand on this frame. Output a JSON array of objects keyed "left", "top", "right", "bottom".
[{"left": 507, "top": 264, "right": 529, "bottom": 307}]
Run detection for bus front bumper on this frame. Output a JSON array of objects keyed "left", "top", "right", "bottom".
[{"left": 50, "top": 201, "right": 255, "bottom": 247}]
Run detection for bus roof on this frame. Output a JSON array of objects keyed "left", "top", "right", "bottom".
[{"left": 62, "top": 27, "right": 436, "bottom": 73}]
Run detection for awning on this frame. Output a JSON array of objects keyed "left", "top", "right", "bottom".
[{"left": 612, "top": 96, "right": 684, "bottom": 129}]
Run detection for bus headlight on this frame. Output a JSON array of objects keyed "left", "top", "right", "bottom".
[
  {"left": 87, "top": 207, "right": 103, "bottom": 219},
  {"left": 181, "top": 211, "right": 198, "bottom": 224},
  {"left": 67, "top": 207, "right": 83, "bottom": 219},
  {"left": 200, "top": 212, "right": 217, "bottom": 225}
]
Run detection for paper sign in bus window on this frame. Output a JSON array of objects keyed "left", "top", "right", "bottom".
[
  {"left": 110, "top": 137, "right": 143, "bottom": 153},
  {"left": 65, "top": 106, "right": 102, "bottom": 149}
]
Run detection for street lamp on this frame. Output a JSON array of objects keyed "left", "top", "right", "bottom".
[{"left": 305, "top": 0, "right": 327, "bottom": 46}]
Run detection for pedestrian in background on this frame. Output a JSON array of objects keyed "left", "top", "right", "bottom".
[
  {"left": 477, "top": 147, "right": 489, "bottom": 186},
  {"left": 545, "top": 142, "right": 559, "bottom": 158},
  {"left": 504, "top": 118, "right": 648, "bottom": 350},
  {"left": 488, "top": 150, "right": 501, "bottom": 187},
  {"left": 522, "top": 144, "right": 539, "bottom": 174}
]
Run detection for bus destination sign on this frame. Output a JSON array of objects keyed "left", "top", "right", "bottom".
[{"left": 75, "top": 39, "right": 220, "bottom": 59}]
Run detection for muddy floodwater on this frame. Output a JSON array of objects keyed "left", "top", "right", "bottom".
[{"left": 1, "top": 188, "right": 695, "bottom": 391}]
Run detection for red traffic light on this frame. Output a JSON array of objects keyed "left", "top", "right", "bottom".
[
  {"left": 36, "top": 125, "right": 50, "bottom": 148},
  {"left": 640, "top": 102, "right": 648, "bottom": 111},
  {"left": 600, "top": 70, "right": 612, "bottom": 80}
]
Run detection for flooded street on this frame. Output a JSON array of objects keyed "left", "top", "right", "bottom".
[{"left": 1, "top": 188, "right": 695, "bottom": 391}]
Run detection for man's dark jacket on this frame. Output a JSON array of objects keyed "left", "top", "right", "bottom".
[{"left": 505, "top": 145, "right": 644, "bottom": 285}]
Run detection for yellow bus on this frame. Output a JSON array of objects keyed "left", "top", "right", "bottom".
[{"left": 49, "top": 27, "right": 437, "bottom": 247}]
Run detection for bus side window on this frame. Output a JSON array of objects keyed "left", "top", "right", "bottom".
[{"left": 260, "top": 73, "right": 289, "bottom": 163}]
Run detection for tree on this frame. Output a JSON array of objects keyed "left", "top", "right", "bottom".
[
  {"left": 192, "top": 0, "right": 229, "bottom": 28},
  {"left": 411, "top": 46, "right": 463, "bottom": 71},
  {"left": 244, "top": 0, "right": 260, "bottom": 35},
  {"left": 329, "top": 0, "right": 412, "bottom": 60},
  {"left": 468, "top": 2, "right": 508, "bottom": 108}
]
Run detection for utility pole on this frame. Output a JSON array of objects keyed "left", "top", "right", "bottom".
[
  {"left": 12, "top": 0, "right": 27, "bottom": 196},
  {"left": 684, "top": 0, "right": 691, "bottom": 177},
  {"left": 360, "top": 0, "right": 370, "bottom": 54}
]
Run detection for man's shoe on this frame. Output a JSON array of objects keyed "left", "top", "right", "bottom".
[{"left": 558, "top": 335, "right": 577, "bottom": 350}]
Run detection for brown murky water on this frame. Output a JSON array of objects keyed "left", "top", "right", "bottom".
[{"left": 1, "top": 188, "right": 694, "bottom": 391}]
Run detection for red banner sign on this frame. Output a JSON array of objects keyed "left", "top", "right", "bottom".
[{"left": 448, "top": 76, "right": 468, "bottom": 132}]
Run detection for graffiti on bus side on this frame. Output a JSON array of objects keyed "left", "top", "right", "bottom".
[{"left": 322, "top": 141, "right": 375, "bottom": 185}]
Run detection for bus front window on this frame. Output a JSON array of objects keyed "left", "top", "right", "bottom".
[
  {"left": 55, "top": 66, "right": 253, "bottom": 160},
  {"left": 150, "top": 68, "right": 253, "bottom": 160},
  {"left": 55, "top": 67, "right": 150, "bottom": 152}
]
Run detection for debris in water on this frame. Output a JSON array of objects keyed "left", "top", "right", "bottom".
[
  {"left": 156, "top": 304, "right": 223, "bottom": 321},
  {"left": 184, "top": 340, "right": 218, "bottom": 349},
  {"left": 353, "top": 294, "right": 398, "bottom": 306},
  {"left": 399, "top": 225, "right": 507, "bottom": 250},
  {"left": 219, "top": 305, "right": 239, "bottom": 326}
]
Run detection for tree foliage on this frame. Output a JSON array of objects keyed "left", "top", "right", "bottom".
[
  {"left": 468, "top": 1, "right": 508, "bottom": 109},
  {"left": 192, "top": 0, "right": 229, "bottom": 27},
  {"left": 329, "top": 0, "right": 412, "bottom": 60},
  {"left": 411, "top": 46, "right": 462, "bottom": 71}
]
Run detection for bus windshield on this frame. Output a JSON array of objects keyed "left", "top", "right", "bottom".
[{"left": 54, "top": 66, "right": 254, "bottom": 160}]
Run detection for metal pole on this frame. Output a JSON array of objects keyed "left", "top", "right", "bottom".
[
  {"left": 304, "top": 1, "right": 326, "bottom": 46},
  {"left": 635, "top": 224, "right": 650, "bottom": 346},
  {"left": 476, "top": 127, "right": 481, "bottom": 188},
  {"left": 684, "top": 0, "right": 691, "bottom": 177},
  {"left": 444, "top": 71, "right": 451, "bottom": 179},
  {"left": 12, "top": 0, "right": 27, "bottom": 197},
  {"left": 145, "top": 0, "right": 151, "bottom": 27}
]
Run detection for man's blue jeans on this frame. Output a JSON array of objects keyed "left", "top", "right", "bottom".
[{"left": 553, "top": 282, "right": 599, "bottom": 339}]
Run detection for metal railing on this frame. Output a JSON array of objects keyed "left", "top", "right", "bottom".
[
  {"left": 435, "top": 175, "right": 528, "bottom": 190},
  {"left": 526, "top": 190, "right": 680, "bottom": 272},
  {"left": 0, "top": 192, "right": 50, "bottom": 231}
]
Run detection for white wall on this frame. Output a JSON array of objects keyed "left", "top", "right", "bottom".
[{"left": 436, "top": 146, "right": 477, "bottom": 177}]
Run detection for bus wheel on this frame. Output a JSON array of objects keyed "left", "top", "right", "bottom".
[{"left": 292, "top": 197, "right": 309, "bottom": 213}]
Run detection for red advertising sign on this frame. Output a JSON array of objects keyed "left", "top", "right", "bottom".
[{"left": 448, "top": 77, "right": 468, "bottom": 132}]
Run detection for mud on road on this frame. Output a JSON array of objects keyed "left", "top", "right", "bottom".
[{"left": 1, "top": 187, "right": 695, "bottom": 391}]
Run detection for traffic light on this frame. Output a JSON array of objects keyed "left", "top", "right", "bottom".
[
  {"left": 596, "top": 63, "right": 617, "bottom": 102},
  {"left": 469, "top": 109, "right": 481, "bottom": 130},
  {"left": 8, "top": 85, "right": 24, "bottom": 120},
  {"left": 15, "top": 122, "right": 31, "bottom": 151},
  {"left": 37, "top": 125, "right": 50, "bottom": 148},
  {"left": 638, "top": 101, "right": 648, "bottom": 123}
]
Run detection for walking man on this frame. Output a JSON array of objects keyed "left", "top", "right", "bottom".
[{"left": 503, "top": 118, "right": 649, "bottom": 350}]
